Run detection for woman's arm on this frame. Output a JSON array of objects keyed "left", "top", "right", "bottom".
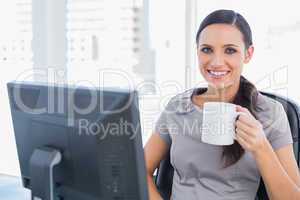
[
  {"left": 144, "top": 133, "right": 170, "bottom": 200},
  {"left": 254, "top": 141, "right": 300, "bottom": 200},
  {"left": 235, "top": 105, "right": 300, "bottom": 200}
]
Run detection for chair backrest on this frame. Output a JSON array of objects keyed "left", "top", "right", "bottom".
[{"left": 155, "top": 92, "right": 300, "bottom": 200}]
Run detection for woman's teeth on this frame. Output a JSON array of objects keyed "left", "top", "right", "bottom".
[{"left": 208, "top": 70, "right": 229, "bottom": 77}]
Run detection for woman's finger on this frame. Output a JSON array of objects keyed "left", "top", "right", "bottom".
[
  {"left": 236, "top": 127, "right": 253, "bottom": 142},
  {"left": 236, "top": 105, "right": 251, "bottom": 115},
  {"left": 236, "top": 132, "right": 250, "bottom": 150},
  {"left": 236, "top": 120, "right": 255, "bottom": 137},
  {"left": 236, "top": 105, "right": 256, "bottom": 121},
  {"left": 237, "top": 114, "right": 257, "bottom": 128}
]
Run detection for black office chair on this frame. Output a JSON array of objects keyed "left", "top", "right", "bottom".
[{"left": 154, "top": 92, "right": 300, "bottom": 200}]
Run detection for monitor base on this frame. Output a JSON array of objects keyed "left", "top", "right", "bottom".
[{"left": 29, "top": 147, "right": 62, "bottom": 200}]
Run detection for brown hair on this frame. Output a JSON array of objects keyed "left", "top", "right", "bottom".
[{"left": 222, "top": 76, "right": 261, "bottom": 167}]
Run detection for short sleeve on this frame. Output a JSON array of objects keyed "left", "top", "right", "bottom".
[
  {"left": 266, "top": 102, "right": 293, "bottom": 150},
  {"left": 154, "top": 101, "right": 174, "bottom": 146}
]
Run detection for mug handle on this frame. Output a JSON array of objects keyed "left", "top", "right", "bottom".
[
  {"left": 233, "top": 112, "right": 247, "bottom": 140},
  {"left": 235, "top": 111, "right": 247, "bottom": 120}
]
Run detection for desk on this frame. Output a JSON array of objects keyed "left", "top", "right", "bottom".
[{"left": 0, "top": 174, "right": 30, "bottom": 200}]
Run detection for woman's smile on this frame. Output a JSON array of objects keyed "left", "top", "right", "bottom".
[{"left": 206, "top": 69, "right": 231, "bottom": 79}]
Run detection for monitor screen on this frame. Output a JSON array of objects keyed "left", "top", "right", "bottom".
[{"left": 7, "top": 81, "right": 149, "bottom": 200}]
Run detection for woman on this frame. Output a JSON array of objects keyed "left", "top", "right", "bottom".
[{"left": 144, "top": 9, "right": 300, "bottom": 200}]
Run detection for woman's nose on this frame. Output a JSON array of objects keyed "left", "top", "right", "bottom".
[{"left": 210, "top": 54, "right": 225, "bottom": 66}]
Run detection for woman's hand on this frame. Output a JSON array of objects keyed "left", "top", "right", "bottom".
[{"left": 235, "top": 105, "right": 268, "bottom": 155}]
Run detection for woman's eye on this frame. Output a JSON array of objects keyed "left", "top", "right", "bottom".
[
  {"left": 201, "top": 47, "right": 212, "bottom": 54},
  {"left": 225, "top": 48, "right": 237, "bottom": 54}
]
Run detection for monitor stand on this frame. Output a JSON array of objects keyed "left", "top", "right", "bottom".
[{"left": 29, "top": 147, "right": 62, "bottom": 200}]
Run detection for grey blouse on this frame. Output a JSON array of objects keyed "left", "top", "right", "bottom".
[{"left": 154, "top": 88, "right": 293, "bottom": 200}]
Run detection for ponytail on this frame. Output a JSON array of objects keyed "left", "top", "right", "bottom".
[{"left": 222, "top": 76, "right": 261, "bottom": 167}]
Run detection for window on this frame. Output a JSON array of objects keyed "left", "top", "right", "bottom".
[
  {"left": 0, "top": 0, "right": 32, "bottom": 65},
  {"left": 0, "top": 0, "right": 33, "bottom": 176},
  {"left": 66, "top": 0, "right": 155, "bottom": 91},
  {"left": 66, "top": 0, "right": 163, "bottom": 144}
]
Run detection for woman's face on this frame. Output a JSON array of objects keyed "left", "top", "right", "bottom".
[{"left": 197, "top": 24, "right": 253, "bottom": 89}]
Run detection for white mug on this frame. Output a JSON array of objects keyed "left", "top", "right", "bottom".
[{"left": 201, "top": 102, "right": 243, "bottom": 145}]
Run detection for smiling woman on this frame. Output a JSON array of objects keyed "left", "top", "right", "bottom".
[
  {"left": 144, "top": 9, "right": 300, "bottom": 200},
  {"left": 195, "top": 12, "right": 253, "bottom": 90},
  {"left": 194, "top": 10, "right": 258, "bottom": 167}
]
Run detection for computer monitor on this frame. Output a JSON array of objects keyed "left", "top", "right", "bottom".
[{"left": 7, "top": 81, "right": 149, "bottom": 200}]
